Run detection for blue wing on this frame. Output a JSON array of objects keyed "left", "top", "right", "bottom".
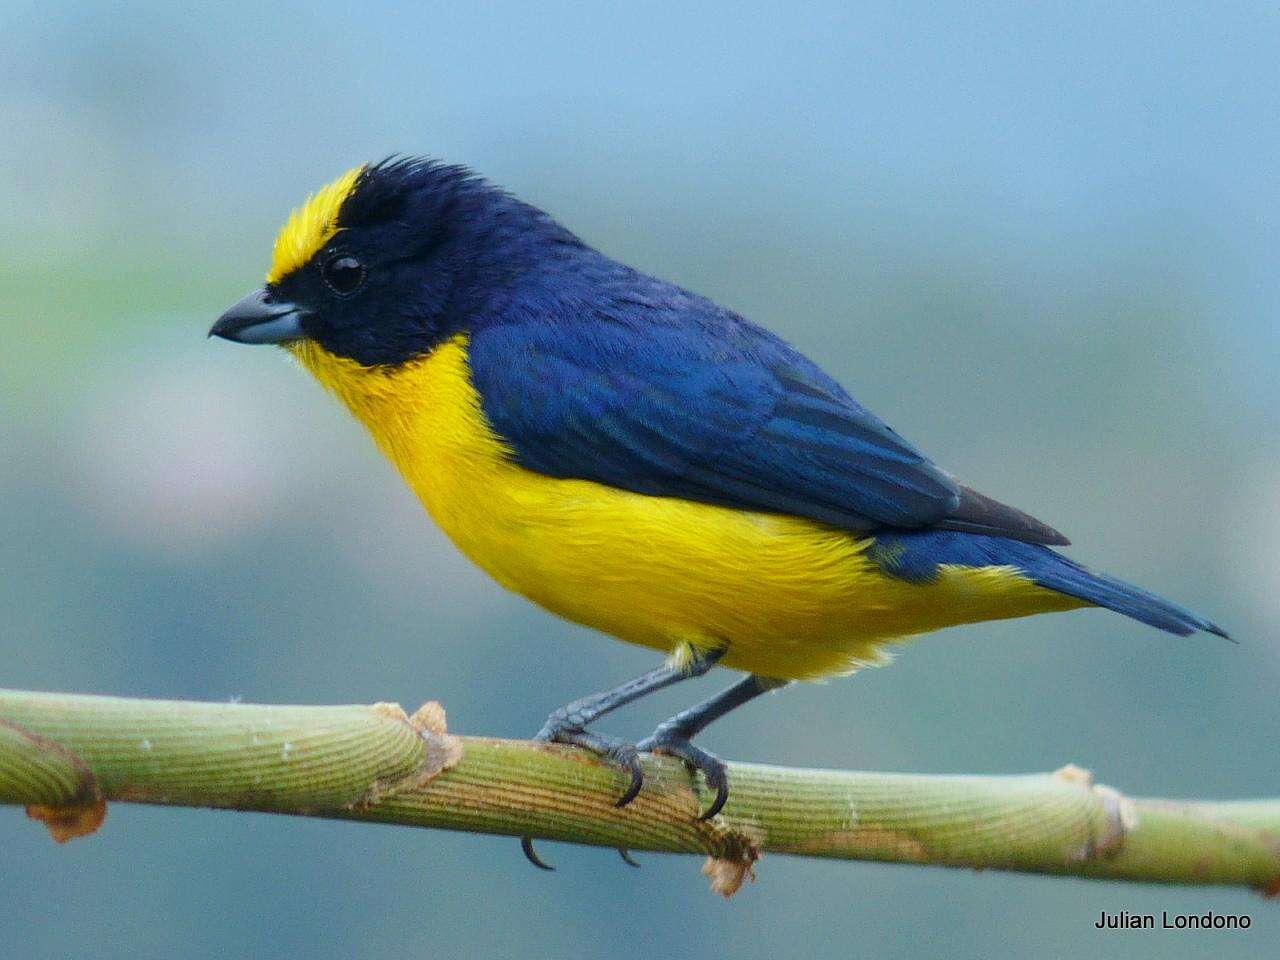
[{"left": 468, "top": 275, "right": 1065, "bottom": 542}]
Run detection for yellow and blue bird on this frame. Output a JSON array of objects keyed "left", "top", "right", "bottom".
[{"left": 211, "top": 158, "right": 1226, "bottom": 848}]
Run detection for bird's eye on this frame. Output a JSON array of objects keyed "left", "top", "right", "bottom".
[{"left": 321, "top": 254, "right": 366, "bottom": 296}]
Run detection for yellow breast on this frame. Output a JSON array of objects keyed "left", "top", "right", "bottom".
[{"left": 289, "top": 335, "right": 1082, "bottom": 679}]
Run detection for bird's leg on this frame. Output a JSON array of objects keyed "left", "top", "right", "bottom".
[
  {"left": 637, "top": 674, "right": 791, "bottom": 821},
  {"left": 532, "top": 646, "right": 725, "bottom": 807},
  {"left": 520, "top": 647, "right": 726, "bottom": 870}
]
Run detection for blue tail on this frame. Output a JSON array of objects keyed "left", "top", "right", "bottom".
[{"left": 870, "top": 530, "right": 1229, "bottom": 638}]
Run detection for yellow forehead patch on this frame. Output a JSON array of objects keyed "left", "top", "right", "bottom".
[{"left": 267, "top": 165, "right": 365, "bottom": 284}]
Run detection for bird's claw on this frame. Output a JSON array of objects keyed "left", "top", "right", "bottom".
[
  {"left": 521, "top": 836, "right": 641, "bottom": 871},
  {"left": 635, "top": 730, "right": 730, "bottom": 821},
  {"left": 521, "top": 835, "right": 555, "bottom": 871},
  {"left": 520, "top": 718, "right": 730, "bottom": 871},
  {"left": 534, "top": 721, "right": 645, "bottom": 806},
  {"left": 521, "top": 721, "right": 647, "bottom": 870}
]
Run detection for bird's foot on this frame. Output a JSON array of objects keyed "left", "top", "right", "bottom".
[
  {"left": 636, "top": 726, "right": 729, "bottom": 821},
  {"left": 533, "top": 716, "right": 645, "bottom": 808},
  {"left": 520, "top": 716, "right": 646, "bottom": 871}
]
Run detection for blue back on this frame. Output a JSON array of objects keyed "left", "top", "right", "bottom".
[{"left": 468, "top": 256, "right": 961, "bottom": 532}]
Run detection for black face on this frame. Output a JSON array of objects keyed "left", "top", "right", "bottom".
[{"left": 236, "top": 157, "right": 584, "bottom": 367}]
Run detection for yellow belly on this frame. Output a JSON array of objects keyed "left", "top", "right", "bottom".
[{"left": 290, "top": 336, "right": 1083, "bottom": 679}]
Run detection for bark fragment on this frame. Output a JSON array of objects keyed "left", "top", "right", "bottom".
[{"left": 27, "top": 799, "right": 107, "bottom": 843}]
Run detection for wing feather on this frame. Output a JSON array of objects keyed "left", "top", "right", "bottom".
[{"left": 468, "top": 286, "right": 1063, "bottom": 543}]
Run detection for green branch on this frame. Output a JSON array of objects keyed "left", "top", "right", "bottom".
[{"left": 1, "top": 688, "right": 1277, "bottom": 897}]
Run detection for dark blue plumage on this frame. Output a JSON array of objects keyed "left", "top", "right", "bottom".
[
  {"left": 468, "top": 271, "right": 961, "bottom": 532},
  {"left": 467, "top": 252, "right": 1064, "bottom": 543}
]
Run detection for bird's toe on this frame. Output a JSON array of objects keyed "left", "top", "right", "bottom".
[
  {"left": 533, "top": 721, "right": 646, "bottom": 807},
  {"left": 636, "top": 730, "right": 730, "bottom": 820}
]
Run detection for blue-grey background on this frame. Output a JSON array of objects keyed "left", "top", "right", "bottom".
[{"left": 1, "top": 2, "right": 1277, "bottom": 957}]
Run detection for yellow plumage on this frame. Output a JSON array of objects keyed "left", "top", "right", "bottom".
[
  {"left": 267, "top": 165, "right": 365, "bottom": 284},
  {"left": 290, "top": 335, "right": 1085, "bottom": 680}
]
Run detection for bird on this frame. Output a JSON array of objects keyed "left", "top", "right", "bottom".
[{"left": 211, "top": 157, "right": 1226, "bottom": 866}]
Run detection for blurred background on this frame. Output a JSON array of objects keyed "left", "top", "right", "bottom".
[{"left": 1, "top": 2, "right": 1277, "bottom": 957}]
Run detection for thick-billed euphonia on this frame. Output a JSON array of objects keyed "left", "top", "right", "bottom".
[{"left": 211, "top": 158, "right": 1225, "bottom": 859}]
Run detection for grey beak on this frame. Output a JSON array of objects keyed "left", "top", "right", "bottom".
[{"left": 210, "top": 289, "right": 308, "bottom": 344}]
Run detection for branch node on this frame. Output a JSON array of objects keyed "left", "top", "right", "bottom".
[
  {"left": 1053, "top": 762, "right": 1094, "bottom": 786},
  {"left": 1089, "top": 783, "right": 1136, "bottom": 858},
  {"left": 357, "top": 700, "right": 463, "bottom": 807},
  {"left": 407, "top": 701, "right": 464, "bottom": 778},
  {"left": 1, "top": 719, "right": 107, "bottom": 843},
  {"left": 370, "top": 701, "right": 410, "bottom": 723},
  {"left": 1053, "top": 763, "right": 1134, "bottom": 861},
  {"left": 408, "top": 701, "right": 448, "bottom": 737}
]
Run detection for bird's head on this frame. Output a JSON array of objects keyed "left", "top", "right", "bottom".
[{"left": 211, "top": 157, "right": 578, "bottom": 368}]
